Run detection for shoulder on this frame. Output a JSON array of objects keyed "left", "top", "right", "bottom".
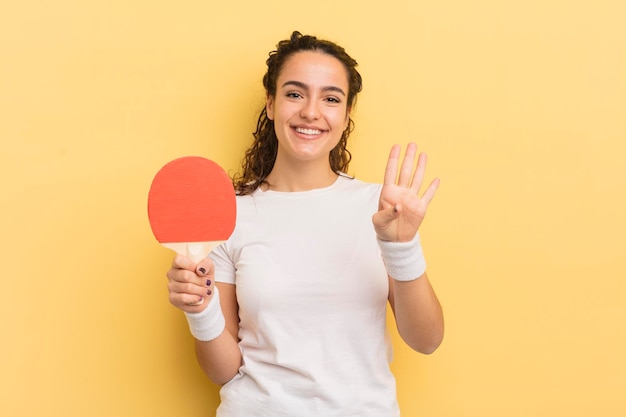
[{"left": 335, "top": 174, "right": 382, "bottom": 197}]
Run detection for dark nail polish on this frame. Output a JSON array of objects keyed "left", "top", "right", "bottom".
[
  {"left": 207, "top": 289, "right": 212, "bottom": 296},
  {"left": 206, "top": 279, "right": 212, "bottom": 286},
  {"left": 198, "top": 267, "right": 207, "bottom": 275}
]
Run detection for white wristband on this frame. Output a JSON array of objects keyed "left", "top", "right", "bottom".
[
  {"left": 377, "top": 233, "right": 427, "bottom": 281},
  {"left": 184, "top": 286, "right": 226, "bottom": 341}
]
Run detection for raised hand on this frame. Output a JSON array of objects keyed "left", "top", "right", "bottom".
[{"left": 372, "top": 143, "right": 439, "bottom": 242}]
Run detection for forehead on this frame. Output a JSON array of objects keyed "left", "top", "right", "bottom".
[{"left": 278, "top": 51, "right": 349, "bottom": 89}]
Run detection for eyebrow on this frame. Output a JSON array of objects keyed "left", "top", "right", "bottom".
[{"left": 281, "top": 80, "right": 346, "bottom": 96}]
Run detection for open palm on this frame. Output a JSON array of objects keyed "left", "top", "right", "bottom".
[{"left": 372, "top": 143, "right": 440, "bottom": 242}]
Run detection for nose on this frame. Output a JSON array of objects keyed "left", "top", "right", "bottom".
[{"left": 300, "top": 99, "right": 320, "bottom": 120}]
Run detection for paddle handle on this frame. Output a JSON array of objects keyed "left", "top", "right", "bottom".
[{"left": 162, "top": 241, "right": 225, "bottom": 263}]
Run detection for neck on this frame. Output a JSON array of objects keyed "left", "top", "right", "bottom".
[{"left": 264, "top": 158, "right": 338, "bottom": 192}]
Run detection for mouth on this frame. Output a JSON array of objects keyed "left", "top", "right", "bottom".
[{"left": 293, "top": 126, "right": 324, "bottom": 137}]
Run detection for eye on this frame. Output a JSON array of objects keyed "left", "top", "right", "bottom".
[
  {"left": 286, "top": 91, "right": 303, "bottom": 99},
  {"left": 325, "top": 96, "right": 342, "bottom": 104}
]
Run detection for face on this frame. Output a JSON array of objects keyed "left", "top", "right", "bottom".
[{"left": 266, "top": 51, "right": 351, "bottom": 166}]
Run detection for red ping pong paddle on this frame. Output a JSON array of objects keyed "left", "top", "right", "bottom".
[{"left": 148, "top": 156, "right": 236, "bottom": 263}]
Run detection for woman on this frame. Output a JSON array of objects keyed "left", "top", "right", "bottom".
[{"left": 167, "top": 31, "right": 444, "bottom": 416}]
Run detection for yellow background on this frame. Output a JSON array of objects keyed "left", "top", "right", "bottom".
[{"left": 2, "top": 1, "right": 624, "bottom": 416}]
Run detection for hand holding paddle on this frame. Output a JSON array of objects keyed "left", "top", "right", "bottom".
[
  {"left": 148, "top": 156, "right": 236, "bottom": 307},
  {"left": 167, "top": 254, "right": 215, "bottom": 310}
]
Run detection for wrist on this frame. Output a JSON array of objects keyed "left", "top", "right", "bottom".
[
  {"left": 184, "top": 286, "right": 226, "bottom": 341},
  {"left": 377, "top": 233, "right": 426, "bottom": 281}
]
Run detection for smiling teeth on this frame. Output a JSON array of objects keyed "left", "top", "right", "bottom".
[{"left": 296, "top": 127, "right": 322, "bottom": 135}]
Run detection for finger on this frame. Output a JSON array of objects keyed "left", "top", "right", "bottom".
[
  {"left": 183, "top": 295, "right": 212, "bottom": 313},
  {"left": 383, "top": 144, "right": 401, "bottom": 185},
  {"left": 170, "top": 255, "right": 214, "bottom": 283},
  {"left": 167, "top": 265, "right": 211, "bottom": 290},
  {"left": 195, "top": 257, "right": 215, "bottom": 277},
  {"left": 398, "top": 142, "right": 418, "bottom": 187},
  {"left": 410, "top": 152, "right": 427, "bottom": 193},
  {"left": 169, "top": 270, "right": 213, "bottom": 290},
  {"left": 171, "top": 253, "right": 196, "bottom": 271},
  {"left": 372, "top": 204, "right": 400, "bottom": 228},
  {"left": 184, "top": 297, "right": 205, "bottom": 306},
  {"left": 420, "top": 178, "right": 440, "bottom": 205},
  {"left": 169, "top": 276, "right": 214, "bottom": 304},
  {"left": 170, "top": 291, "right": 205, "bottom": 309}
]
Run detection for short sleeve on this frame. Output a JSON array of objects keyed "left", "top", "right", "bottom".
[{"left": 209, "top": 242, "right": 236, "bottom": 285}]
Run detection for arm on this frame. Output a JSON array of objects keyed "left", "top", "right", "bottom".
[
  {"left": 388, "top": 273, "right": 444, "bottom": 354},
  {"left": 373, "top": 142, "right": 444, "bottom": 354},
  {"left": 193, "top": 282, "right": 242, "bottom": 385},
  {"left": 167, "top": 255, "right": 242, "bottom": 385}
]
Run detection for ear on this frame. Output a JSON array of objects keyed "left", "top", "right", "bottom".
[
  {"left": 343, "top": 107, "right": 351, "bottom": 129},
  {"left": 266, "top": 95, "right": 274, "bottom": 120}
]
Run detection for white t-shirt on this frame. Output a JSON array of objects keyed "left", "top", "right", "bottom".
[{"left": 211, "top": 175, "right": 400, "bottom": 417}]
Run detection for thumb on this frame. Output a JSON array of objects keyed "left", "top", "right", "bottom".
[{"left": 372, "top": 204, "right": 400, "bottom": 228}]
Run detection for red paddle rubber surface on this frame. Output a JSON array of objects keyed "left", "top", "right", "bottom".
[{"left": 148, "top": 156, "right": 236, "bottom": 244}]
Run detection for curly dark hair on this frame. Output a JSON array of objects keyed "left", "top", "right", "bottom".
[{"left": 233, "top": 31, "right": 363, "bottom": 195}]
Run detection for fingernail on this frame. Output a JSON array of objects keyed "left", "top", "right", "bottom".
[
  {"left": 198, "top": 267, "right": 207, "bottom": 275},
  {"left": 206, "top": 279, "right": 212, "bottom": 286},
  {"left": 207, "top": 289, "right": 212, "bottom": 296}
]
